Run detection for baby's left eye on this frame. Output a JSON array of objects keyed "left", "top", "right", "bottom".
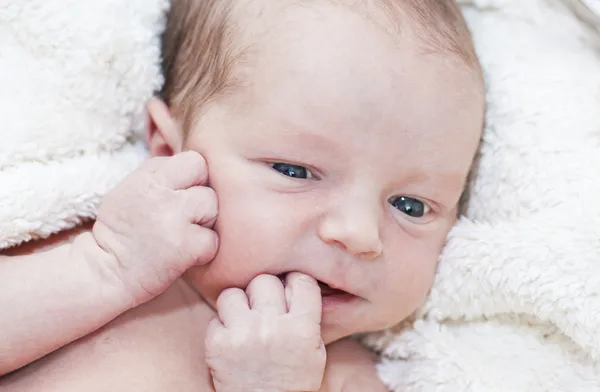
[
  {"left": 270, "top": 163, "right": 314, "bottom": 179},
  {"left": 389, "top": 196, "right": 430, "bottom": 218}
]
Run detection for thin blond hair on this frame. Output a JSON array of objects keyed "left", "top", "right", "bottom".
[{"left": 160, "top": 0, "right": 481, "bottom": 133}]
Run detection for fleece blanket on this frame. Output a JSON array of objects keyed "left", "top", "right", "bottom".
[
  {"left": 0, "top": 0, "right": 168, "bottom": 249},
  {"left": 363, "top": 0, "right": 600, "bottom": 390}
]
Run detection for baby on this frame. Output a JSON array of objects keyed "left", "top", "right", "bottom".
[{"left": 0, "top": 0, "right": 484, "bottom": 390}]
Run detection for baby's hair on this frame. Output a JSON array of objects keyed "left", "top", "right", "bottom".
[{"left": 160, "top": 0, "right": 481, "bottom": 133}]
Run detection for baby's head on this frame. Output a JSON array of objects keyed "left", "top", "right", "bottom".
[{"left": 148, "top": 0, "right": 484, "bottom": 343}]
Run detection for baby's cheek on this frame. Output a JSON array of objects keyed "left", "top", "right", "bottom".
[
  {"left": 382, "top": 254, "right": 437, "bottom": 309},
  {"left": 196, "top": 230, "right": 267, "bottom": 294},
  {"left": 406, "top": 261, "right": 438, "bottom": 308}
]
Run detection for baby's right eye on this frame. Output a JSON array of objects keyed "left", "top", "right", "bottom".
[{"left": 270, "top": 163, "right": 314, "bottom": 179}]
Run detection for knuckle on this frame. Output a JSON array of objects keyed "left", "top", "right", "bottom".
[
  {"left": 139, "top": 172, "right": 161, "bottom": 195},
  {"left": 217, "top": 288, "right": 244, "bottom": 307},
  {"left": 185, "top": 229, "right": 218, "bottom": 262},
  {"left": 249, "top": 274, "right": 280, "bottom": 288},
  {"left": 180, "top": 150, "right": 206, "bottom": 171},
  {"left": 194, "top": 187, "right": 218, "bottom": 215},
  {"left": 205, "top": 327, "right": 228, "bottom": 357},
  {"left": 205, "top": 319, "right": 224, "bottom": 341},
  {"left": 203, "top": 187, "right": 218, "bottom": 214},
  {"left": 132, "top": 170, "right": 168, "bottom": 204},
  {"left": 205, "top": 232, "right": 220, "bottom": 255},
  {"left": 179, "top": 187, "right": 217, "bottom": 224},
  {"left": 181, "top": 190, "right": 201, "bottom": 216},
  {"left": 192, "top": 227, "right": 215, "bottom": 246},
  {"left": 140, "top": 156, "right": 165, "bottom": 173},
  {"left": 292, "top": 272, "right": 318, "bottom": 287}
]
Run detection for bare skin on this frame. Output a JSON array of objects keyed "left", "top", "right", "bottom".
[
  {"left": 0, "top": 260, "right": 214, "bottom": 391},
  {"left": 1, "top": 232, "right": 380, "bottom": 392}
]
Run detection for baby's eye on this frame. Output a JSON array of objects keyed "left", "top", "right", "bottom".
[
  {"left": 270, "top": 163, "right": 314, "bottom": 179},
  {"left": 389, "top": 196, "right": 430, "bottom": 218}
]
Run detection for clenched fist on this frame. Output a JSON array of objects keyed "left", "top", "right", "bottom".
[
  {"left": 92, "top": 151, "right": 219, "bottom": 306},
  {"left": 206, "top": 273, "right": 326, "bottom": 392}
]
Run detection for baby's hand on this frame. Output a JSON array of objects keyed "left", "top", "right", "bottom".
[
  {"left": 92, "top": 151, "right": 219, "bottom": 306},
  {"left": 206, "top": 273, "right": 326, "bottom": 392}
]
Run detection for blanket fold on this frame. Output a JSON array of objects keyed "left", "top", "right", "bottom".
[{"left": 0, "top": 0, "right": 168, "bottom": 249}]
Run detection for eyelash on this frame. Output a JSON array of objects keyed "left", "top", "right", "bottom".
[{"left": 269, "top": 162, "right": 433, "bottom": 220}]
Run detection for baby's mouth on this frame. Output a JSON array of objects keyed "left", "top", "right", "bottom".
[
  {"left": 277, "top": 274, "right": 350, "bottom": 297},
  {"left": 317, "top": 281, "right": 348, "bottom": 297}
]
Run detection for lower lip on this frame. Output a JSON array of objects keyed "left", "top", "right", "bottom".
[{"left": 321, "top": 293, "right": 356, "bottom": 311}]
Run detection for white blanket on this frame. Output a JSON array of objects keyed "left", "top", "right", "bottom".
[
  {"left": 0, "top": 0, "right": 167, "bottom": 249},
  {"left": 363, "top": 0, "right": 600, "bottom": 390}
]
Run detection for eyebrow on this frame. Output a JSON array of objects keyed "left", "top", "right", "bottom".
[
  {"left": 262, "top": 117, "right": 342, "bottom": 154},
  {"left": 406, "top": 170, "right": 465, "bottom": 187},
  {"left": 397, "top": 169, "right": 467, "bottom": 202}
]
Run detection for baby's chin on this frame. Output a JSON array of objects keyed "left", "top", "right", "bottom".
[{"left": 321, "top": 325, "right": 355, "bottom": 345}]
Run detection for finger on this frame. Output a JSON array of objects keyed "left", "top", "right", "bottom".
[
  {"left": 245, "top": 274, "right": 287, "bottom": 315},
  {"left": 205, "top": 316, "right": 226, "bottom": 357},
  {"left": 285, "top": 272, "right": 322, "bottom": 322},
  {"left": 152, "top": 151, "right": 209, "bottom": 190},
  {"left": 178, "top": 186, "right": 218, "bottom": 227},
  {"left": 181, "top": 225, "right": 219, "bottom": 266},
  {"left": 216, "top": 288, "right": 250, "bottom": 327},
  {"left": 205, "top": 315, "right": 225, "bottom": 340}
]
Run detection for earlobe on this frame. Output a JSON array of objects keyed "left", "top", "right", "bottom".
[{"left": 146, "top": 98, "right": 184, "bottom": 157}]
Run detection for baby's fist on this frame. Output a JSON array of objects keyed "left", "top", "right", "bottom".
[
  {"left": 206, "top": 273, "right": 326, "bottom": 392},
  {"left": 93, "top": 151, "right": 219, "bottom": 306}
]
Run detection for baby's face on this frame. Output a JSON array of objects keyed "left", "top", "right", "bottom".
[{"left": 182, "top": 4, "right": 483, "bottom": 344}]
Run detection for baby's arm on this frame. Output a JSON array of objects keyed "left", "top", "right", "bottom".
[
  {"left": 0, "top": 151, "right": 218, "bottom": 376},
  {"left": 0, "top": 233, "right": 131, "bottom": 376},
  {"left": 321, "top": 338, "right": 389, "bottom": 392}
]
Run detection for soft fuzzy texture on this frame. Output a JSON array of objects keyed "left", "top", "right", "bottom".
[
  {"left": 0, "top": 0, "right": 168, "bottom": 249},
  {"left": 363, "top": 0, "right": 600, "bottom": 390}
]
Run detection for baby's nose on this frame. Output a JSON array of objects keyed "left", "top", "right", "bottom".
[{"left": 317, "top": 201, "right": 383, "bottom": 259}]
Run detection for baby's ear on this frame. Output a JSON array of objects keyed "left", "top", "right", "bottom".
[{"left": 146, "top": 98, "right": 183, "bottom": 157}]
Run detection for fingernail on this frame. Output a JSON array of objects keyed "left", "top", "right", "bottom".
[{"left": 292, "top": 273, "right": 313, "bottom": 283}]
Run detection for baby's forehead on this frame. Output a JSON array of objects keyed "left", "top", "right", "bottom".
[
  {"left": 161, "top": 0, "right": 481, "bottom": 136},
  {"left": 229, "top": 0, "right": 478, "bottom": 71},
  {"left": 232, "top": 1, "right": 482, "bottom": 119}
]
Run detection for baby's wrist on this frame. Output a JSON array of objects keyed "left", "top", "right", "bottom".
[{"left": 70, "top": 232, "right": 135, "bottom": 312}]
